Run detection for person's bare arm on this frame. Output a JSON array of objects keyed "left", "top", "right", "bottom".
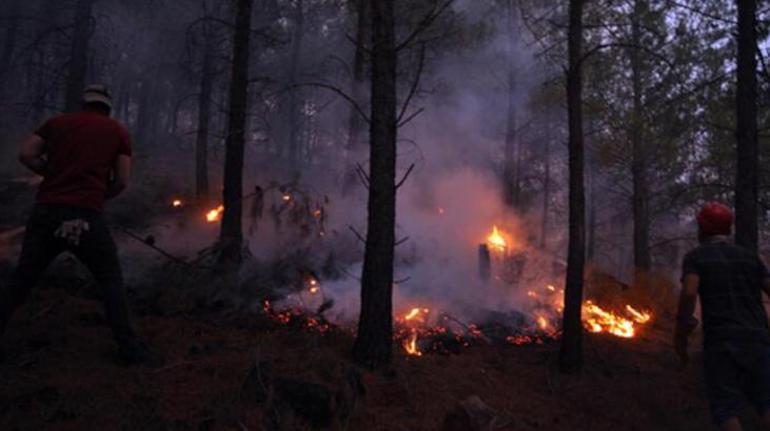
[
  {"left": 106, "top": 155, "right": 130, "bottom": 199},
  {"left": 18, "top": 134, "right": 47, "bottom": 176}
]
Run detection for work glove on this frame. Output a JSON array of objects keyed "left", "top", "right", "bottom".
[{"left": 54, "top": 219, "right": 90, "bottom": 246}]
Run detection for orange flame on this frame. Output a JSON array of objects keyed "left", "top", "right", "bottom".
[
  {"left": 486, "top": 226, "right": 508, "bottom": 252},
  {"left": 172, "top": 199, "right": 183, "bottom": 208},
  {"left": 404, "top": 307, "right": 430, "bottom": 322},
  {"left": 404, "top": 332, "right": 422, "bottom": 356},
  {"left": 625, "top": 305, "right": 652, "bottom": 323},
  {"left": 582, "top": 301, "right": 637, "bottom": 338},
  {"left": 206, "top": 205, "right": 225, "bottom": 223}
]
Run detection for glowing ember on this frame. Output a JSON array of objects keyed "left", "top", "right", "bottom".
[
  {"left": 486, "top": 226, "right": 508, "bottom": 252},
  {"left": 205, "top": 205, "right": 224, "bottom": 223},
  {"left": 307, "top": 277, "right": 321, "bottom": 294},
  {"left": 172, "top": 199, "right": 183, "bottom": 208},
  {"left": 282, "top": 194, "right": 292, "bottom": 203},
  {"left": 404, "top": 332, "right": 422, "bottom": 356}
]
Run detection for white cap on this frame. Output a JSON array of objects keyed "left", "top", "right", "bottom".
[{"left": 82, "top": 84, "right": 113, "bottom": 109}]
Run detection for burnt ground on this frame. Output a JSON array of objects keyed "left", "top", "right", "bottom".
[{"left": 0, "top": 278, "right": 761, "bottom": 431}]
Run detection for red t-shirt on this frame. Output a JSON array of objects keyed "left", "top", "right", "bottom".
[{"left": 35, "top": 111, "right": 132, "bottom": 211}]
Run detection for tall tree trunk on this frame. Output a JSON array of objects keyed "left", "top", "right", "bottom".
[
  {"left": 630, "top": 0, "right": 651, "bottom": 272},
  {"left": 540, "top": 129, "right": 551, "bottom": 250},
  {"left": 0, "top": 0, "right": 20, "bottom": 105},
  {"left": 503, "top": 0, "right": 520, "bottom": 207},
  {"left": 735, "top": 0, "right": 758, "bottom": 252},
  {"left": 560, "top": 0, "right": 586, "bottom": 374},
  {"left": 347, "top": 0, "right": 368, "bottom": 151},
  {"left": 342, "top": 0, "right": 369, "bottom": 194},
  {"left": 219, "top": 0, "right": 252, "bottom": 265},
  {"left": 196, "top": 37, "right": 214, "bottom": 203},
  {"left": 286, "top": 0, "right": 304, "bottom": 170},
  {"left": 64, "top": 0, "right": 95, "bottom": 112},
  {"left": 353, "top": 0, "right": 397, "bottom": 369},
  {"left": 136, "top": 78, "right": 157, "bottom": 147}
]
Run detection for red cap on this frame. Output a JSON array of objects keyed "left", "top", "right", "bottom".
[{"left": 696, "top": 202, "right": 733, "bottom": 236}]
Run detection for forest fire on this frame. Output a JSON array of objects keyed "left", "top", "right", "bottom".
[
  {"left": 582, "top": 301, "right": 652, "bottom": 338},
  {"left": 486, "top": 226, "right": 509, "bottom": 253},
  {"left": 205, "top": 205, "right": 224, "bottom": 223},
  {"left": 391, "top": 286, "right": 653, "bottom": 356}
]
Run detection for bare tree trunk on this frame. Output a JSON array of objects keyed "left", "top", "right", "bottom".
[
  {"left": 735, "top": 0, "right": 758, "bottom": 252},
  {"left": 136, "top": 78, "right": 157, "bottom": 147},
  {"left": 347, "top": 0, "right": 368, "bottom": 152},
  {"left": 503, "top": 0, "right": 520, "bottom": 207},
  {"left": 219, "top": 0, "right": 252, "bottom": 265},
  {"left": 342, "top": 0, "right": 369, "bottom": 194},
  {"left": 559, "top": 0, "right": 586, "bottom": 375},
  {"left": 353, "top": 0, "right": 396, "bottom": 369},
  {"left": 196, "top": 37, "right": 214, "bottom": 203},
  {"left": 286, "top": 0, "right": 304, "bottom": 170},
  {"left": 0, "top": 0, "right": 20, "bottom": 105},
  {"left": 540, "top": 129, "right": 551, "bottom": 250},
  {"left": 64, "top": 0, "right": 95, "bottom": 112},
  {"left": 630, "top": 0, "right": 651, "bottom": 272}
]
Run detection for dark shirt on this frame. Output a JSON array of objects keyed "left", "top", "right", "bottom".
[
  {"left": 35, "top": 111, "right": 132, "bottom": 211},
  {"left": 682, "top": 239, "right": 770, "bottom": 347}
]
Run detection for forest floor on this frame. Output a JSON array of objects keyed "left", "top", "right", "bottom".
[
  {"left": 0, "top": 175, "right": 762, "bottom": 431},
  {"left": 0, "top": 278, "right": 759, "bottom": 431}
]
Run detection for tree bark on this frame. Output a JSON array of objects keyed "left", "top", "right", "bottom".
[
  {"left": 353, "top": 0, "right": 397, "bottom": 369},
  {"left": 559, "top": 0, "right": 586, "bottom": 375},
  {"left": 286, "top": 0, "right": 304, "bottom": 170},
  {"left": 196, "top": 33, "right": 215, "bottom": 203},
  {"left": 540, "top": 128, "right": 551, "bottom": 250},
  {"left": 503, "top": 0, "right": 520, "bottom": 207},
  {"left": 219, "top": 0, "right": 252, "bottom": 265},
  {"left": 630, "top": 0, "right": 651, "bottom": 272},
  {"left": 0, "top": 0, "right": 20, "bottom": 105},
  {"left": 735, "top": 0, "right": 758, "bottom": 252},
  {"left": 342, "top": 0, "right": 370, "bottom": 194},
  {"left": 347, "top": 0, "right": 368, "bottom": 152},
  {"left": 64, "top": 0, "right": 95, "bottom": 112}
]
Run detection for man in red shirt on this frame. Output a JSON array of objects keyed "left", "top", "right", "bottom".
[{"left": 0, "top": 85, "right": 157, "bottom": 366}]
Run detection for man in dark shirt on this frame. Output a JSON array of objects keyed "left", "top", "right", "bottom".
[
  {"left": 0, "top": 85, "right": 157, "bottom": 366},
  {"left": 677, "top": 202, "right": 770, "bottom": 431}
]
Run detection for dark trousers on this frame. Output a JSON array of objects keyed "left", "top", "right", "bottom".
[{"left": 0, "top": 204, "right": 137, "bottom": 347}]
